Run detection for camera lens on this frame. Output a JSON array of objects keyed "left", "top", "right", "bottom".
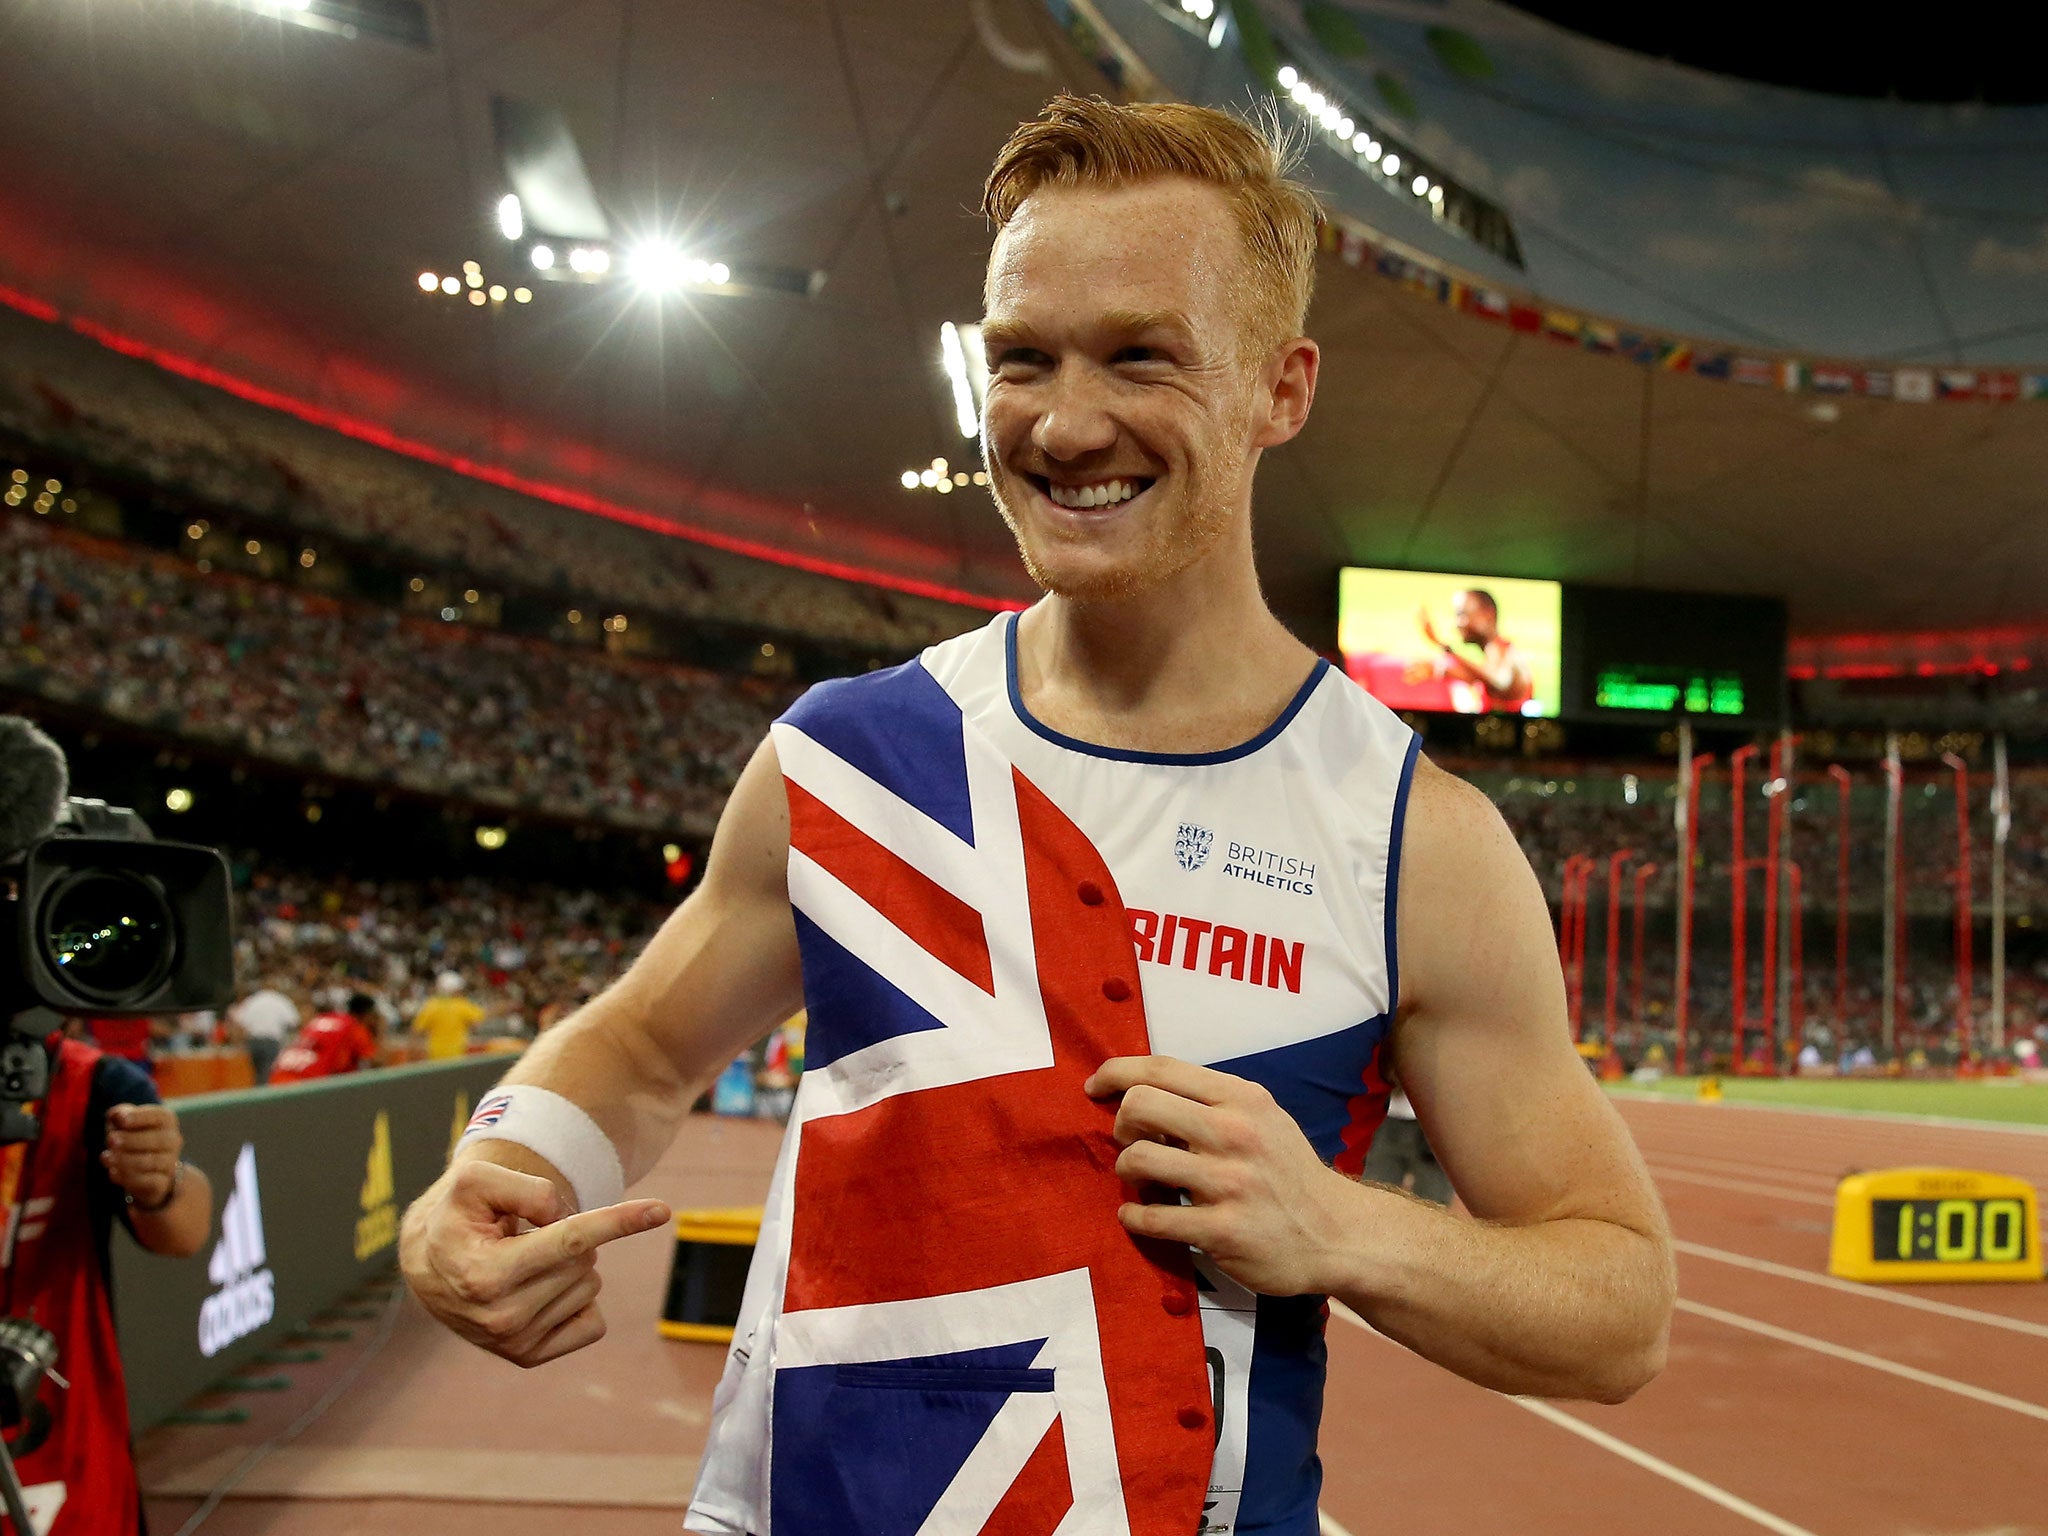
[{"left": 38, "top": 871, "right": 176, "bottom": 1006}]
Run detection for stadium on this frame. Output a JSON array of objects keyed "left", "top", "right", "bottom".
[{"left": 0, "top": 3, "right": 2043, "bottom": 1534}]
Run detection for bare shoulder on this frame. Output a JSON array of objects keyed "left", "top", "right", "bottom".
[
  {"left": 1399, "top": 754, "right": 1529, "bottom": 888},
  {"left": 1391, "top": 754, "right": 1551, "bottom": 1013}
]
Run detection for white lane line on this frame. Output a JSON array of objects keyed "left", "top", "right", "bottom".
[
  {"left": 1675, "top": 1298, "right": 2048, "bottom": 1423},
  {"left": 1609, "top": 1090, "right": 2048, "bottom": 1137},
  {"left": 1651, "top": 1150, "right": 1844, "bottom": 1186},
  {"left": 1674, "top": 1239, "right": 2048, "bottom": 1342},
  {"left": 1325, "top": 1302, "right": 1820, "bottom": 1536},
  {"left": 1508, "top": 1397, "right": 1822, "bottom": 1536},
  {"left": 1316, "top": 1513, "right": 1356, "bottom": 1536},
  {"left": 1647, "top": 1165, "right": 1837, "bottom": 1207}
]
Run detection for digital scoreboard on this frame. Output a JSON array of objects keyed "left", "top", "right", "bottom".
[
  {"left": 1561, "top": 585, "right": 1786, "bottom": 727},
  {"left": 1828, "top": 1168, "right": 2042, "bottom": 1285}
]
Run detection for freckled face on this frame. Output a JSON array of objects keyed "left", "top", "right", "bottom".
[{"left": 980, "top": 179, "right": 1269, "bottom": 601}]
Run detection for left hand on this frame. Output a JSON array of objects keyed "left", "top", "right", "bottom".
[
  {"left": 103, "top": 1102, "right": 183, "bottom": 1209},
  {"left": 1085, "top": 1056, "right": 1355, "bottom": 1297}
]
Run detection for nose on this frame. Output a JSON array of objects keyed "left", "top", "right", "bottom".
[{"left": 1031, "top": 365, "right": 1119, "bottom": 465}]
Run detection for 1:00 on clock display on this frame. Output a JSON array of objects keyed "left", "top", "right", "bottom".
[
  {"left": 1829, "top": 1168, "right": 2042, "bottom": 1284},
  {"left": 1871, "top": 1198, "right": 2031, "bottom": 1265}
]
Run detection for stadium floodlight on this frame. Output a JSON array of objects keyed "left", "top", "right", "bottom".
[
  {"left": 1383, "top": 153, "right": 1401, "bottom": 176},
  {"left": 1208, "top": 10, "right": 1227, "bottom": 45},
  {"left": 1412, "top": 174, "right": 1430, "bottom": 197},
  {"left": 497, "top": 193, "right": 524, "bottom": 241},
  {"left": 940, "top": 321, "right": 979, "bottom": 439},
  {"left": 1277, "top": 66, "right": 1298, "bottom": 89},
  {"left": 418, "top": 271, "right": 438, "bottom": 292},
  {"left": 900, "top": 470, "right": 919, "bottom": 489},
  {"left": 708, "top": 262, "right": 730, "bottom": 285},
  {"left": 439, "top": 275, "right": 460, "bottom": 295},
  {"left": 627, "top": 242, "right": 686, "bottom": 292},
  {"left": 568, "top": 246, "right": 610, "bottom": 275},
  {"left": 530, "top": 244, "right": 555, "bottom": 270}
]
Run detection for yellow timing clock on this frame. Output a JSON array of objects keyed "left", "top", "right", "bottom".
[{"left": 1829, "top": 1167, "right": 2042, "bottom": 1284}]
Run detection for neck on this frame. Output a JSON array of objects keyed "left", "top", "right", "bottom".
[{"left": 1015, "top": 519, "right": 1314, "bottom": 752}]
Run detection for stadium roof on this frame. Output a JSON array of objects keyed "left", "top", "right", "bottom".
[{"left": 1, "top": 0, "right": 2044, "bottom": 643}]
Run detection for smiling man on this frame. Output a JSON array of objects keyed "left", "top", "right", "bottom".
[{"left": 401, "top": 95, "right": 1673, "bottom": 1536}]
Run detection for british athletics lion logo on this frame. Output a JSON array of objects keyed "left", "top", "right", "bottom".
[{"left": 1175, "top": 821, "right": 1213, "bottom": 872}]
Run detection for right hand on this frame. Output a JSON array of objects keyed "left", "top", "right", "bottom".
[{"left": 400, "top": 1159, "right": 672, "bottom": 1367}]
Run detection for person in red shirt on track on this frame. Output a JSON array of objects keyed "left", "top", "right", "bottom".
[{"left": 269, "top": 993, "right": 383, "bottom": 1085}]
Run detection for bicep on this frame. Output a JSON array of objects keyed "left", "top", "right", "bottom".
[{"left": 1389, "top": 760, "right": 1662, "bottom": 1236}]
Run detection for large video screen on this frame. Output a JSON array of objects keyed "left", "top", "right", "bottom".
[{"left": 1338, "top": 567, "right": 1563, "bottom": 718}]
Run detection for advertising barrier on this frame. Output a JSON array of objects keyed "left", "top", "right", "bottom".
[{"left": 114, "top": 1055, "right": 511, "bottom": 1431}]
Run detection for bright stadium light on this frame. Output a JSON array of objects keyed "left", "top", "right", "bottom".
[
  {"left": 627, "top": 242, "right": 685, "bottom": 291},
  {"left": 1277, "top": 65, "right": 1298, "bottom": 88},
  {"left": 418, "top": 271, "right": 438, "bottom": 292},
  {"left": 440, "top": 276, "right": 460, "bottom": 295},
  {"left": 1383, "top": 153, "right": 1401, "bottom": 176},
  {"left": 530, "top": 244, "right": 556, "bottom": 270},
  {"left": 1412, "top": 174, "right": 1430, "bottom": 196},
  {"left": 497, "top": 193, "right": 524, "bottom": 241},
  {"left": 900, "top": 470, "right": 919, "bottom": 489},
  {"left": 164, "top": 788, "right": 194, "bottom": 813},
  {"left": 708, "top": 262, "right": 730, "bottom": 285},
  {"left": 940, "top": 321, "right": 979, "bottom": 438}
]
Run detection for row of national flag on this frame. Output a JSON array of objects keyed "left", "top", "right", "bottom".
[{"left": 1321, "top": 223, "right": 2048, "bottom": 403}]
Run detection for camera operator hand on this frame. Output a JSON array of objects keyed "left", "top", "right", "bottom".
[
  {"left": 100, "top": 1101, "right": 213, "bottom": 1258},
  {"left": 100, "top": 1102, "right": 181, "bottom": 1206},
  {"left": 400, "top": 1157, "right": 670, "bottom": 1369}
]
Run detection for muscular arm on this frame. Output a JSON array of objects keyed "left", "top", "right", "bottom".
[
  {"left": 1335, "top": 758, "right": 1673, "bottom": 1400},
  {"left": 1092, "top": 756, "right": 1671, "bottom": 1404},
  {"left": 457, "top": 736, "right": 804, "bottom": 1202}
]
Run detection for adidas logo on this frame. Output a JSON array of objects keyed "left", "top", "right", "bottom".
[
  {"left": 199, "top": 1143, "right": 276, "bottom": 1358},
  {"left": 354, "top": 1111, "right": 397, "bottom": 1261}
]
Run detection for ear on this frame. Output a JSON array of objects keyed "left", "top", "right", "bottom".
[{"left": 1251, "top": 336, "right": 1319, "bottom": 450}]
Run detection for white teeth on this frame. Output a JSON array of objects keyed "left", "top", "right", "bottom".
[{"left": 1047, "top": 478, "right": 1142, "bottom": 510}]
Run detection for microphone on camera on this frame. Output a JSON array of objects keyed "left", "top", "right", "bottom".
[{"left": 0, "top": 716, "right": 69, "bottom": 861}]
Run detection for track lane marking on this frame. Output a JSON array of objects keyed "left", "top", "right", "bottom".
[
  {"left": 1610, "top": 1091, "right": 2048, "bottom": 1137},
  {"left": 1647, "top": 1166, "right": 1837, "bottom": 1206},
  {"left": 1674, "top": 1239, "right": 2048, "bottom": 1341},
  {"left": 1675, "top": 1299, "right": 2048, "bottom": 1422},
  {"left": 1648, "top": 1150, "right": 1844, "bottom": 1186},
  {"left": 1507, "top": 1398, "right": 1822, "bottom": 1536},
  {"left": 1325, "top": 1302, "right": 1821, "bottom": 1536}
]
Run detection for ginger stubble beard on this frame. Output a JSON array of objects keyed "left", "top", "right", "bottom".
[{"left": 986, "top": 389, "right": 1256, "bottom": 606}]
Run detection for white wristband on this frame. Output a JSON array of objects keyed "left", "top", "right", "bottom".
[{"left": 459, "top": 1085, "right": 626, "bottom": 1214}]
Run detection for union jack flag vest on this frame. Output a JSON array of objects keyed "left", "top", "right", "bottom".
[{"left": 687, "top": 612, "right": 1418, "bottom": 1536}]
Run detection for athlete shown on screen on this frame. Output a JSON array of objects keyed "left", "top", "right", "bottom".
[
  {"left": 401, "top": 95, "right": 1672, "bottom": 1536},
  {"left": 1416, "top": 588, "right": 1534, "bottom": 714}
]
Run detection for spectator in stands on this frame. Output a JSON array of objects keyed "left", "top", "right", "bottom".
[
  {"left": 228, "top": 982, "right": 300, "bottom": 1084},
  {"left": 76, "top": 1014, "right": 161, "bottom": 1076},
  {"left": 412, "top": 971, "right": 484, "bottom": 1060},
  {"left": 269, "top": 992, "right": 383, "bottom": 1084}
]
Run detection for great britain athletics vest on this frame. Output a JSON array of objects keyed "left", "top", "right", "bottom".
[{"left": 686, "top": 612, "right": 1418, "bottom": 1536}]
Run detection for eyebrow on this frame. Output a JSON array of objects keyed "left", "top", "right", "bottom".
[{"left": 979, "top": 309, "right": 1196, "bottom": 352}]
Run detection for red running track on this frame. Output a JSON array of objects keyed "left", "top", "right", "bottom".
[{"left": 142, "top": 1098, "right": 2048, "bottom": 1535}]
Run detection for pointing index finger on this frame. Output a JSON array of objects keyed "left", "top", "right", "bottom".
[{"left": 509, "top": 1199, "right": 672, "bottom": 1284}]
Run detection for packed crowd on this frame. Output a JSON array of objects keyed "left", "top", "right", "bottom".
[
  {"left": 3, "top": 511, "right": 790, "bottom": 830},
  {"left": 1469, "top": 764, "right": 2048, "bottom": 917},
  {"left": 216, "top": 854, "right": 671, "bottom": 1053},
  {"left": 0, "top": 306, "right": 982, "bottom": 655}
]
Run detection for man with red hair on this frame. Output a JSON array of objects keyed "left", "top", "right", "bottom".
[{"left": 403, "top": 95, "right": 1673, "bottom": 1534}]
